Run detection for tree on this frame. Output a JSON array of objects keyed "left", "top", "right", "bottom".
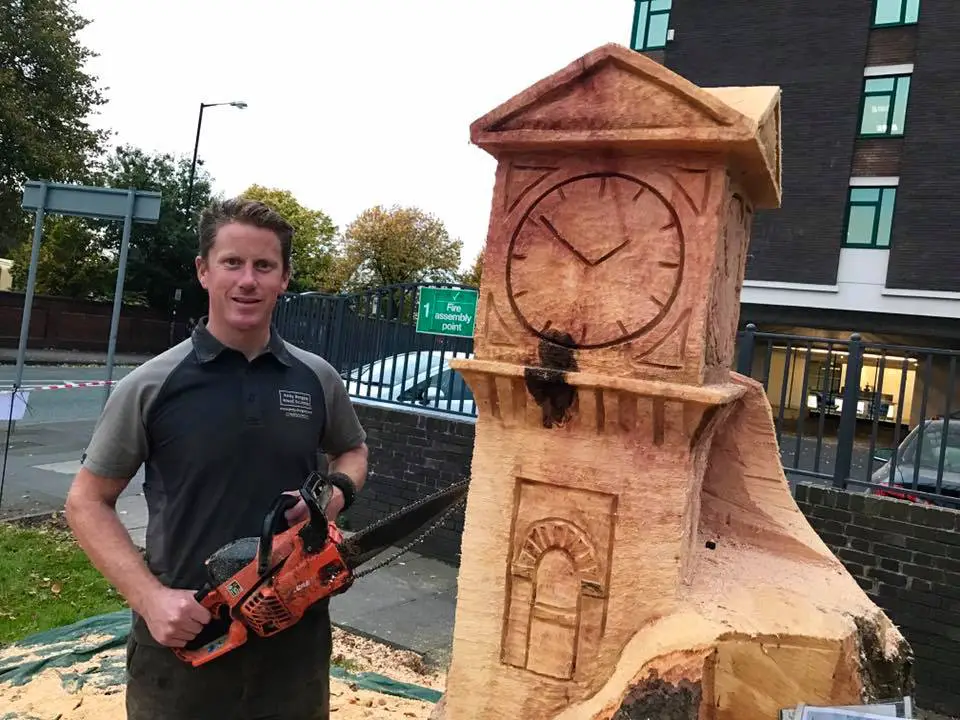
[
  {"left": 239, "top": 185, "right": 341, "bottom": 293},
  {"left": 7, "top": 145, "right": 214, "bottom": 312},
  {"left": 93, "top": 145, "right": 215, "bottom": 316},
  {"left": 0, "top": 0, "right": 109, "bottom": 252},
  {"left": 8, "top": 215, "right": 112, "bottom": 299},
  {"left": 460, "top": 247, "right": 484, "bottom": 288},
  {"left": 338, "top": 205, "right": 462, "bottom": 291}
]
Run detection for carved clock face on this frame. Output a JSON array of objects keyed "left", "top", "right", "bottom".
[{"left": 505, "top": 173, "right": 685, "bottom": 350}]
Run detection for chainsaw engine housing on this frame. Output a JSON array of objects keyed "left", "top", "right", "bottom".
[{"left": 238, "top": 530, "right": 352, "bottom": 636}]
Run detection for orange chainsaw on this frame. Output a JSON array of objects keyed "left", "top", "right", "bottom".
[{"left": 173, "top": 471, "right": 469, "bottom": 667}]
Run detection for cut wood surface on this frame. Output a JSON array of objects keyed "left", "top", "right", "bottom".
[{"left": 434, "top": 42, "right": 913, "bottom": 719}]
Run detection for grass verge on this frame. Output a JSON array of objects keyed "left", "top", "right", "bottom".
[{"left": 0, "top": 513, "right": 126, "bottom": 646}]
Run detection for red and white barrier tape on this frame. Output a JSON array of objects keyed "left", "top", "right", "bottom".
[{"left": 0, "top": 380, "right": 119, "bottom": 392}]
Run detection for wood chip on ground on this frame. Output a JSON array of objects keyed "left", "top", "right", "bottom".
[{"left": 0, "top": 627, "right": 445, "bottom": 719}]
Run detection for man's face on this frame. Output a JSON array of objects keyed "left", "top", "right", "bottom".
[{"left": 195, "top": 221, "right": 290, "bottom": 333}]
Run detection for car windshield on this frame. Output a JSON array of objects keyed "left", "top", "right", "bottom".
[
  {"left": 903, "top": 420, "right": 960, "bottom": 474},
  {"left": 344, "top": 352, "right": 442, "bottom": 387}
]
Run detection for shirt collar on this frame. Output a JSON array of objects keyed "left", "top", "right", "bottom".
[{"left": 191, "top": 317, "right": 293, "bottom": 366}]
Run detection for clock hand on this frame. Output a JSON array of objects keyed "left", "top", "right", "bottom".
[
  {"left": 538, "top": 215, "right": 592, "bottom": 267},
  {"left": 593, "top": 238, "right": 631, "bottom": 265}
]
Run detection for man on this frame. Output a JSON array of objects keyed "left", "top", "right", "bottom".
[{"left": 65, "top": 197, "right": 368, "bottom": 719}]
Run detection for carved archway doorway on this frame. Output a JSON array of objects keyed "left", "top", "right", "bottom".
[{"left": 501, "top": 517, "right": 606, "bottom": 680}]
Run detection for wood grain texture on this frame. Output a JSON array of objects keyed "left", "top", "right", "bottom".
[
  {"left": 470, "top": 43, "right": 780, "bottom": 210},
  {"left": 433, "top": 43, "right": 912, "bottom": 720}
]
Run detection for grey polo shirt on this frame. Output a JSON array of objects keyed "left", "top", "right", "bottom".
[{"left": 81, "top": 319, "right": 366, "bottom": 603}]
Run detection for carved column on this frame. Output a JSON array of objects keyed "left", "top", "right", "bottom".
[{"left": 437, "top": 44, "right": 912, "bottom": 720}]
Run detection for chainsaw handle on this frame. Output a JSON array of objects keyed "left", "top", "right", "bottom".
[{"left": 257, "top": 494, "right": 301, "bottom": 576}]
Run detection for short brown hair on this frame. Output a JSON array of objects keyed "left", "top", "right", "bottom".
[{"left": 198, "top": 197, "right": 294, "bottom": 271}]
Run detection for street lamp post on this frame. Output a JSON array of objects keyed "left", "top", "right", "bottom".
[
  {"left": 175, "top": 100, "right": 245, "bottom": 347},
  {"left": 185, "top": 100, "right": 247, "bottom": 215}
]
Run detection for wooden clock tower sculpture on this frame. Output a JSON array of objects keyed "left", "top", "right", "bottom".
[{"left": 436, "top": 45, "right": 912, "bottom": 719}]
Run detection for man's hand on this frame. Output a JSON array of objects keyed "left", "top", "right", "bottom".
[
  {"left": 140, "top": 587, "right": 212, "bottom": 648},
  {"left": 283, "top": 486, "right": 345, "bottom": 525}
]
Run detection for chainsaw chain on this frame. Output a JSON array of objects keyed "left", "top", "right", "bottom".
[{"left": 352, "top": 479, "right": 469, "bottom": 580}]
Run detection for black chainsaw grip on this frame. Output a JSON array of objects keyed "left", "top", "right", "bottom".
[{"left": 257, "top": 494, "right": 301, "bottom": 577}]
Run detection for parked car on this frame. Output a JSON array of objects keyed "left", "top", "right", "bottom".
[
  {"left": 340, "top": 351, "right": 476, "bottom": 416},
  {"left": 869, "top": 411, "right": 960, "bottom": 507}
]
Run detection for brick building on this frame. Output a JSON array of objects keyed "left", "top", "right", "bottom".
[{"left": 628, "top": 0, "right": 960, "bottom": 426}]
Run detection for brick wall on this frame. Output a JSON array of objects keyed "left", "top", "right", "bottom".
[
  {"left": 663, "top": 0, "right": 873, "bottom": 286},
  {"left": 794, "top": 483, "right": 960, "bottom": 715},
  {"left": 341, "top": 401, "right": 474, "bottom": 563},
  {"left": 886, "top": 0, "right": 960, "bottom": 292}
]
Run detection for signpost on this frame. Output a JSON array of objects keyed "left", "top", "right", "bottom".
[
  {"left": 19, "top": 180, "right": 162, "bottom": 403},
  {"left": 0, "top": 180, "right": 161, "bottom": 515},
  {"left": 415, "top": 286, "right": 478, "bottom": 338}
]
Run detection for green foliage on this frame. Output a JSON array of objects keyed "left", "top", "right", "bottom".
[
  {"left": 239, "top": 184, "right": 341, "bottom": 293},
  {"left": 0, "top": 0, "right": 109, "bottom": 252},
  {"left": 459, "top": 247, "right": 484, "bottom": 288},
  {"left": 7, "top": 215, "right": 112, "bottom": 300},
  {"left": 93, "top": 145, "right": 215, "bottom": 316},
  {"left": 2, "top": 5, "right": 471, "bottom": 316},
  {"left": 8, "top": 145, "right": 214, "bottom": 315},
  {"left": 339, "top": 205, "right": 463, "bottom": 291}
]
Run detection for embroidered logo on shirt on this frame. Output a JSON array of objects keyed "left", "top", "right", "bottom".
[{"left": 279, "top": 390, "right": 312, "bottom": 420}]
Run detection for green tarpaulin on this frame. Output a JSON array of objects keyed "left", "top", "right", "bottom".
[{"left": 0, "top": 610, "right": 441, "bottom": 714}]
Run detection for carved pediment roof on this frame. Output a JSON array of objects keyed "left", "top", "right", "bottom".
[{"left": 470, "top": 43, "right": 781, "bottom": 209}]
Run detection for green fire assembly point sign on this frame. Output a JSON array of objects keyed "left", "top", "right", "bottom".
[{"left": 416, "top": 287, "right": 478, "bottom": 338}]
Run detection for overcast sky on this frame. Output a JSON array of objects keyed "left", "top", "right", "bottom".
[{"left": 72, "top": 0, "right": 634, "bottom": 268}]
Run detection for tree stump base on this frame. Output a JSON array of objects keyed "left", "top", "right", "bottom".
[{"left": 431, "top": 376, "right": 912, "bottom": 720}]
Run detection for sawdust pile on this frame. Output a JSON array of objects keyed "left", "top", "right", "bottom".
[
  {"left": 1, "top": 629, "right": 444, "bottom": 719},
  {"left": 329, "top": 678, "right": 438, "bottom": 717},
  {"left": 332, "top": 627, "right": 444, "bottom": 690}
]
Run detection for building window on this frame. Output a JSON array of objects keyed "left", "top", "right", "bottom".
[
  {"left": 631, "top": 0, "right": 671, "bottom": 51},
  {"left": 844, "top": 186, "right": 897, "bottom": 248},
  {"left": 873, "top": 0, "right": 920, "bottom": 26},
  {"left": 859, "top": 74, "right": 911, "bottom": 136}
]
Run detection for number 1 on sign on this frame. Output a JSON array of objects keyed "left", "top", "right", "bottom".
[{"left": 424, "top": 302, "right": 430, "bottom": 318}]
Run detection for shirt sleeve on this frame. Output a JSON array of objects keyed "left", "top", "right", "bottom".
[
  {"left": 312, "top": 360, "right": 367, "bottom": 456},
  {"left": 80, "top": 368, "right": 154, "bottom": 480},
  {"left": 321, "top": 367, "right": 368, "bottom": 455},
  {"left": 283, "top": 344, "right": 368, "bottom": 456}
]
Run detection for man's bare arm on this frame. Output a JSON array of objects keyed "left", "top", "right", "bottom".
[
  {"left": 65, "top": 467, "right": 162, "bottom": 613},
  {"left": 327, "top": 441, "right": 369, "bottom": 492},
  {"left": 65, "top": 467, "right": 210, "bottom": 646}
]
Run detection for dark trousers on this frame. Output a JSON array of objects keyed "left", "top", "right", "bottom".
[{"left": 126, "top": 608, "right": 332, "bottom": 720}]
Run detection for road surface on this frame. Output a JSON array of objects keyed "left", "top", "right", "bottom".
[
  {"left": 0, "top": 366, "right": 141, "bottom": 519},
  {"left": 0, "top": 366, "right": 135, "bottom": 427}
]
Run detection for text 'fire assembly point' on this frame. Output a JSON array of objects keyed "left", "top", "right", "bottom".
[{"left": 416, "top": 287, "right": 478, "bottom": 338}]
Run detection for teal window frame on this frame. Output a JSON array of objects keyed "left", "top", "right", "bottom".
[
  {"left": 630, "top": 0, "right": 672, "bottom": 51},
  {"left": 843, "top": 186, "right": 898, "bottom": 249},
  {"left": 872, "top": 0, "right": 920, "bottom": 27},
  {"left": 858, "top": 74, "right": 911, "bottom": 137}
]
